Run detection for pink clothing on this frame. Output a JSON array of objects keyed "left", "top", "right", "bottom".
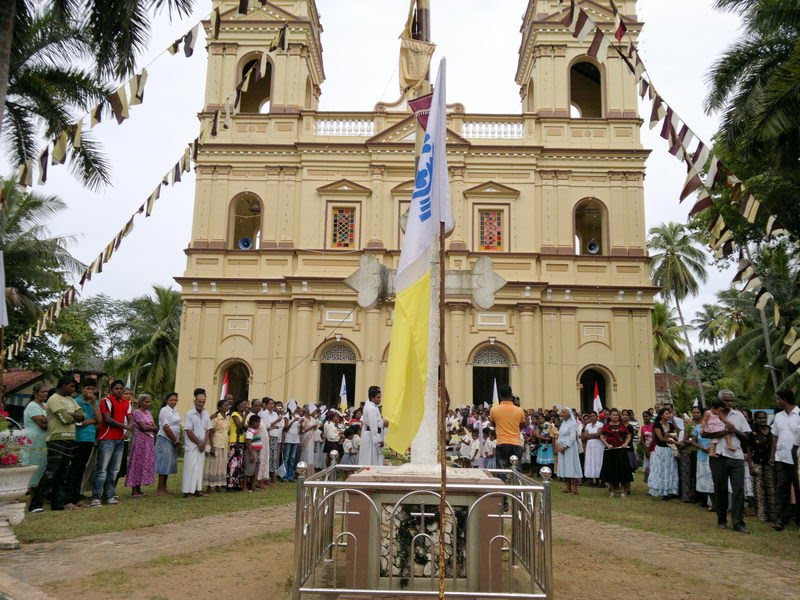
[
  {"left": 125, "top": 409, "right": 156, "bottom": 488},
  {"left": 704, "top": 412, "right": 726, "bottom": 434}
]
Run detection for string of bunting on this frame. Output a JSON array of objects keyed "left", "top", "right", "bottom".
[
  {"left": 6, "top": 136, "right": 201, "bottom": 361},
  {"left": 5, "top": 5, "right": 287, "bottom": 358},
  {"left": 558, "top": 0, "right": 798, "bottom": 372},
  {"left": 11, "top": 2, "right": 285, "bottom": 192}
]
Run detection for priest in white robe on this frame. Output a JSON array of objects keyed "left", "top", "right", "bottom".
[{"left": 358, "top": 386, "right": 385, "bottom": 466}]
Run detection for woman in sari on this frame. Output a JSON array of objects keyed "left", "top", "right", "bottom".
[{"left": 226, "top": 399, "right": 248, "bottom": 491}]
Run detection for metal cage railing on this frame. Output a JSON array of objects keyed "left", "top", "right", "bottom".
[{"left": 292, "top": 453, "right": 554, "bottom": 600}]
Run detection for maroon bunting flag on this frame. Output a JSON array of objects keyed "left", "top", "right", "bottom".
[
  {"left": 659, "top": 106, "right": 675, "bottom": 141},
  {"left": 559, "top": 0, "right": 576, "bottom": 28},
  {"left": 38, "top": 148, "right": 49, "bottom": 185},
  {"left": 689, "top": 193, "right": 712, "bottom": 216},
  {"left": 184, "top": 24, "right": 200, "bottom": 58},
  {"left": 649, "top": 96, "right": 665, "bottom": 129},
  {"left": 409, "top": 92, "right": 434, "bottom": 130},
  {"left": 587, "top": 28, "right": 610, "bottom": 61},
  {"left": 610, "top": 1, "right": 628, "bottom": 41}
]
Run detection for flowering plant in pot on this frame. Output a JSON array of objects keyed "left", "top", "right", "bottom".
[
  {"left": 0, "top": 409, "right": 33, "bottom": 467},
  {"left": 0, "top": 409, "right": 38, "bottom": 549}
]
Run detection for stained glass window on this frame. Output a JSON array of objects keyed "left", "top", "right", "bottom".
[
  {"left": 479, "top": 210, "right": 503, "bottom": 251},
  {"left": 331, "top": 207, "right": 356, "bottom": 248}
]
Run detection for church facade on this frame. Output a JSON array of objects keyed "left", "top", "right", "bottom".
[{"left": 174, "top": 0, "right": 658, "bottom": 415}]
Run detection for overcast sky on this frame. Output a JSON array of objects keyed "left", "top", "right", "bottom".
[{"left": 1, "top": 0, "right": 742, "bottom": 346}]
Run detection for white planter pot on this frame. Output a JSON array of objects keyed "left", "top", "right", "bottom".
[
  {"left": 0, "top": 465, "right": 38, "bottom": 502},
  {"left": 0, "top": 465, "right": 38, "bottom": 550}
]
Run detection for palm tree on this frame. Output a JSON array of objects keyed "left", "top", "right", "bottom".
[
  {"left": 648, "top": 222, "right": 708, "bottom": 405},
  {"left": 706, "top": 0, "right": 800, "bottom": 169},
  {"left": 652, "top": 301, "right": 686, "bottom": 372},
  {"left": 714, "top": 288, "right": 758, "bottom": 342},
  {"left": 3, "top": 9, "right": 111, "bottom": 188},
  {"left": 113, "top": 285, "right": 182, "bottom": 396},
  {"left": 0, "top": 179, "right": 85, "bottom": 370},
  {"left": 720, "top": 243, "right": 800, "bottom": 404},
  {"left": 0, "top": 179, "right": 84, "bottom": 315},
  {"left": 0, "top": 1, "right": 195, "bottom": 134},
  {"left": 692, "top": 304, "right": 725, "bottom": 350}
]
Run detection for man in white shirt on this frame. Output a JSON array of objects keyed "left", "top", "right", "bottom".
[
  {"left": 704, "top": 390, "right": 751, "bottom": 532},
  {"left": 182, "top": 389, "right": 212, "bottom": 498},
  {"left": 771, "top": 389, "right": 800, "bottom": 530},
  {"left": 262, "top": 398, "right": 283, "bottom": 482},
  {"left": 359, "top": 386, "right": 384, "bottom": 466}
]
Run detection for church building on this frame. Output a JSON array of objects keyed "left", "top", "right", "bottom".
[{"left": 174, "top": 0, "right": 658, "bottom": 415}]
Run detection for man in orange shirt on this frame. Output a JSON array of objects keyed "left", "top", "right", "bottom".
[{"left": 489, "top": 384, "right": 526, "bottom": 470}]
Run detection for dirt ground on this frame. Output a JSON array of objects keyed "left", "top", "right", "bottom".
[{"left": 44, "top": 532, "right": 761, "bottom": 600}]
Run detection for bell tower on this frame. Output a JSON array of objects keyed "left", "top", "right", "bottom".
[
  {"left": 516, "top": 0, "right": 639, "bottom": 119},
  {"left": 204, "top": 0, "right": 324, "bottom": 115}
]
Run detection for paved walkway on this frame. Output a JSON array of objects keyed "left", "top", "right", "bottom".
[
  {"left": 1, "top": 506, "right": 797, "bottom": 599},
  {"left": 1, "top": 504, "right": 295, "bottom": 585}
]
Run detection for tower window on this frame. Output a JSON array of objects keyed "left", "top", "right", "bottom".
[
  {"left": 229, "top": 193, "right": 262, "bottom": 250},
  {"left": 570, "top": 61, "right": 602, "bottom": 118},
  {"left": 574, "top": 198, "right": 606, "bottom": 256},
  {"left": 239, "top": 57, "right": 272, "bottom": 114},
  {"left": 479, "top": 209, "right": 504, "bottom": 251},
  {"left": 331, "top": 207, "right": 357, "bottom": 248}
]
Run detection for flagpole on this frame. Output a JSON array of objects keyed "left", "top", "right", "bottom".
[{"left": 411, "top": 1, "right": 446, "bottom": 596}]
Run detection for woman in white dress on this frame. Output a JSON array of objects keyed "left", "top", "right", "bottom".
[
  {"left": 582, "top": 411, "right": 604, "bottom": 485},
  {"left": 299, "top": 408, "right": 318, "bottom": 475}
]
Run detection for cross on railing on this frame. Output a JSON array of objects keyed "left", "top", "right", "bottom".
[{"left": 410, "top": 507, "right": 437, "bottom": 526}]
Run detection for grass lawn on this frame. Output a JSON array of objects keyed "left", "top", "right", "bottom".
[
  {"left": 552, "top": 479, "right": 800, "bottom": 561},
  {"left": 43, "top": 528, "right": 297, "bottom": 600},
  {"left": 14, "top": 460, "right": 296, "bottom": 544}
]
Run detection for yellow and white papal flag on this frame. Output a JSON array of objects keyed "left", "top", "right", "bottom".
[{"left": 383, "top": 58, "right": 454, "bottom": 453}]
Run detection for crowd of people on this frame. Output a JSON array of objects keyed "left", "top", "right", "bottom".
[
  {"left": 16, "top": 375, "right": 800, "bottom": 534},
  {"left": 19, "top": 378, "right": 388, "bottom": 511},
  {"left": 448, "top": 385, "right": 800, "bottom": 533}
]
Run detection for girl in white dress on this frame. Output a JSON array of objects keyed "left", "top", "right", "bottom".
[{"left": 582, "top": 411, "right": 604, "bottom": 484}]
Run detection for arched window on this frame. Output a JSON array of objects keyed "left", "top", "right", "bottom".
[
  {"left": 574, "top": 198, "right": 607, "bottom": 256},
  {"left": 320, "top": 343, "right": 357, "bottom": 362},
  {"left": 229, "top": 193, "right": 262, "bottom": 250},
  {"left": 473, "top": 346, "right": 510, "bottom": 366},
  {"left": 239, "top": 56, "right": 272, "bottom": 114},
  {"left": 570, "top": 60, "right": 602, "bottom": 118}
]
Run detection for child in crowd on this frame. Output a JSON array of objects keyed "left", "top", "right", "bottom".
[
  {"left": 702, "top": 399, "right": 735, "bottom": 457},
  {"left": 483, "top": 429, "right": 497, "bottom": 469},
  {"left": 341, "top": 426, "right": 358, "bottom": 465},
  {"left": 458, "top": 428, "right": 478, "bottom": 468},
  {"left": 244, "top": 415, "right": 262, "bottom": 491}
]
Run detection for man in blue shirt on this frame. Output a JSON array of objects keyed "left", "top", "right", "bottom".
[{"left": 67, "top": 379, "right": 99, "bottom": 504}]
